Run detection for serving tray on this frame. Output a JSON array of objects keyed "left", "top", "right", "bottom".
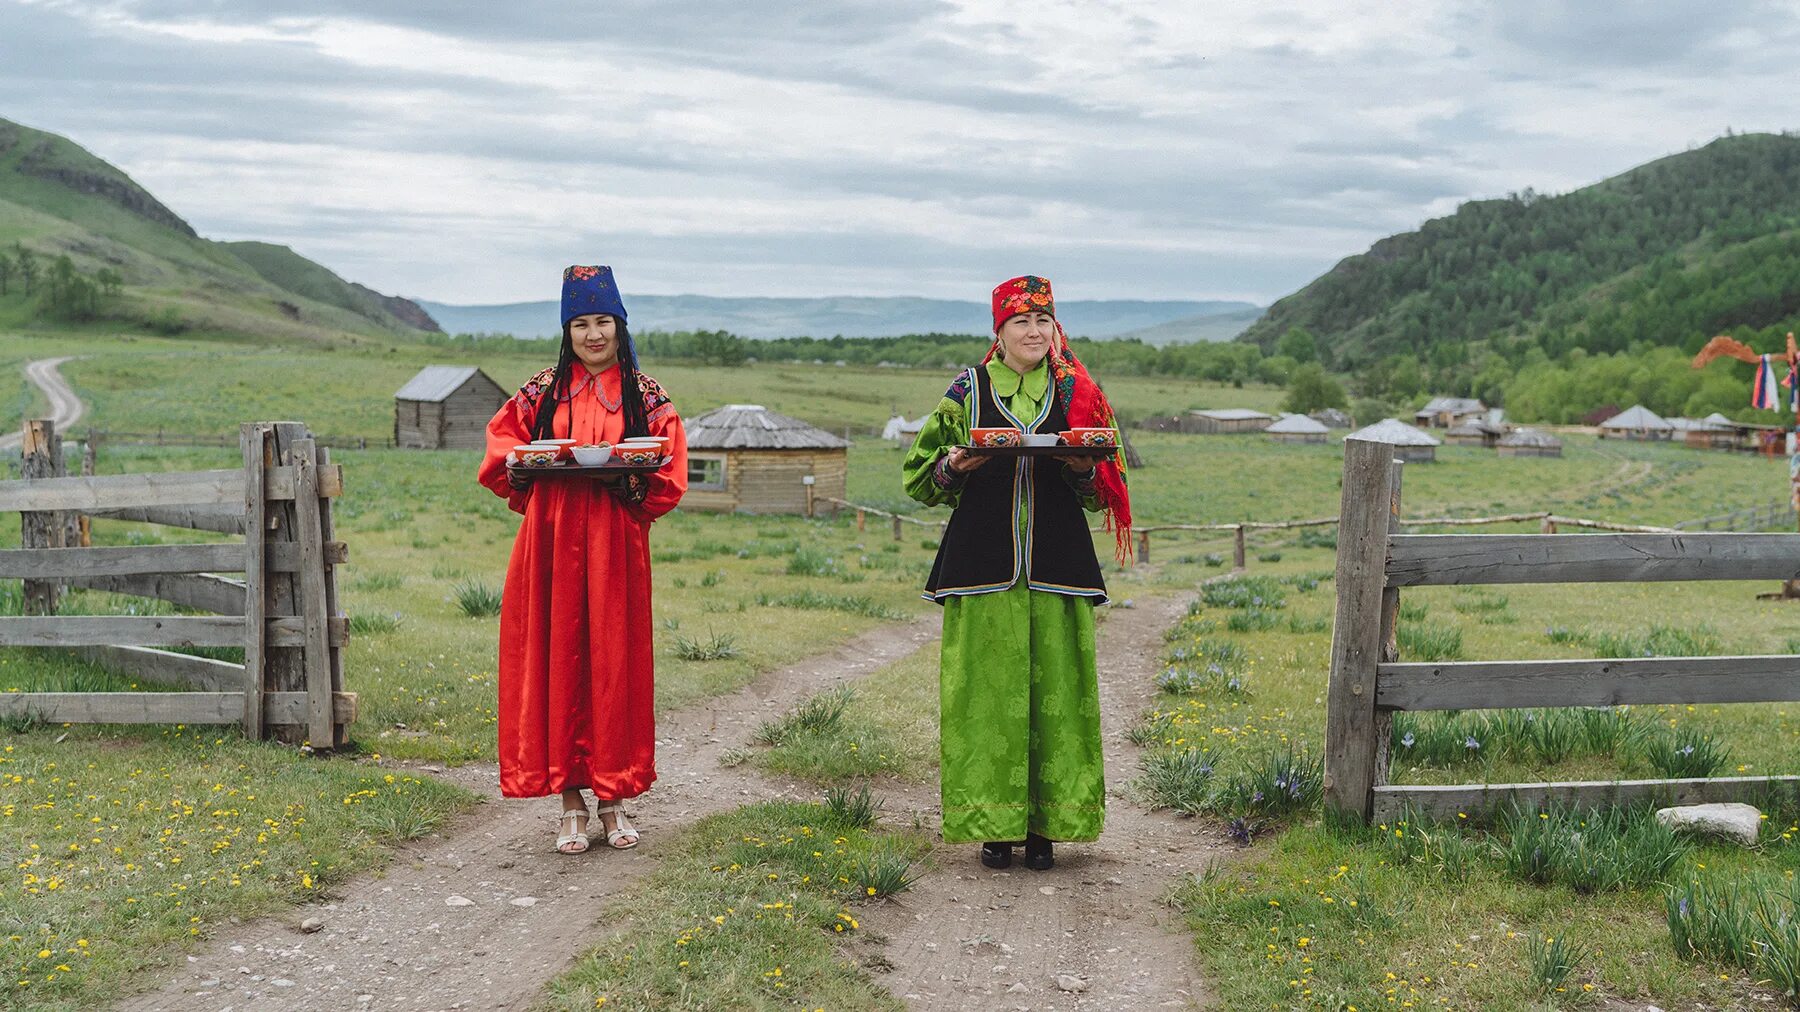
[
  {"left": 507, "top": 456, "right": 671, "bottom": 475},
  {"left": 960, "top": 444, "right": 1118, "bottom": 458}
]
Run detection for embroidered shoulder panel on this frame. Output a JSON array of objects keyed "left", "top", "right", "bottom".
[
  {"left": 637, "top": 371, "right": 675, "bottom": 425},
  {"left": 943, "top": 368, "right": 974, "bottom": 407},
  {"left": 518, "top": 366, "right": 558, "bottom": 407}
]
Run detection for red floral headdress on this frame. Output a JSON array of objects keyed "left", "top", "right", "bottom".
[{"left": 987, "top": 275, "right": 1133, "bottom": 564}]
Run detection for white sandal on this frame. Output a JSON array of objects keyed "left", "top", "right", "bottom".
[
  {"left": 595, "top": 803, "right": 639, "bottom": 850},
  {"left": 556, "top": 807, "right": 590, "bottom": 855}
]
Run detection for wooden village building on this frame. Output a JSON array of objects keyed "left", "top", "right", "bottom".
[
  {"left": 1414, "top": 397, "right": 1487, "bottom": 428},
  {"left": 394, "top": 366, "right": 507, "bottom": 449},
  {"left": 1265, "top": 413, "right": 1329, "bottom": 444},
  {"left": 1346, "top": 418, "right": 1441, "bottom": 463},
  {"left": 682, "top": 404, "right": 849, "bottom": 514},
  {"left": 1597, "top": 404, "right": 1674, "bottom": 441},
  {"left": 1496, "top": 427, "right": 1563, "bottom": 458},
  {"left": 1185, "top": 408, "right": 1275, "bottom": 434},
  {"left": 1444, "top": 419, "right": 1504, "bottom": 448}
]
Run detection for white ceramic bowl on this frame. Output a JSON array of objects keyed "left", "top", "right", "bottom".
[
  {"left": 571, "top": 443, "right": 613, "bottom": 466},
  {"left": 1020, "top": 433, "right": 1061, "bottom": 447}
]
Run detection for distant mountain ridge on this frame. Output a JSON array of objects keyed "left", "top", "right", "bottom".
[
  {"left": 0, "top": 115, "right": 437, "bottom": 339},
  {"left": 417, "top": 295, "right": 1261, "bottom": 341}
]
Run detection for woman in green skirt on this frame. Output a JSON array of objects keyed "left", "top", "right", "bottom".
[{"left": 903, "top": 274, "right": 1133, "bottom": 870}]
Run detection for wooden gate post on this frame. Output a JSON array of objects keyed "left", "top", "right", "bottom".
[
  {"left": 1233, "top": 525, "right": 1247, "bottom": 570},
  {"left": 20, "top": 420, "right": 65, "bottom": 615},
  {"left": 1324, "top": 439, "right": 1401, "bottom": 821},
  {"left": 241, "top": 423, "right": 270, "bottom": 739}
]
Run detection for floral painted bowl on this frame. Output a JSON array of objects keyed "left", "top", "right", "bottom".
[
  {"left": 513, "top": 445, "right": 559, "bottom": 467},
  {"left": 615, "top": 445, "right": 661, "bottom": 465},
  {"left": 1060, "top": 427, "right": 1118, "bottom": 448},
  {"left": 970, "top": 427, "right": 1023, "bottom": 448}
]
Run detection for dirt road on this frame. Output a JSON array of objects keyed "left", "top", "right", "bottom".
[
  {"left": 1, "top": 355, "right": 86, "bottom": 449},
  {"left": 116, "top": 593, "right": 1220, "bottom": 1011}
]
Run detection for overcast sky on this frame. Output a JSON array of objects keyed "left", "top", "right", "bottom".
[{"left": 4, "top": 1, "right": 1798, "bottom": 305}]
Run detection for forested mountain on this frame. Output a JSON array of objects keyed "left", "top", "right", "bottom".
[
  {"left": 1241, "top": 132, "right": 1800, "bottom": 421},
  {"left": 0, "top": 116, "right": 438, "bottom": 340}
]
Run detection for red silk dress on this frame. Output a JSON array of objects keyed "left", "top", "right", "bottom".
[{"left": 477, "top": 363, "right": 688, "bottom": 799}]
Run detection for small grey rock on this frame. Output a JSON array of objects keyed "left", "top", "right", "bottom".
[
  {"left": 1654, "top": 803, "right": 1762, "bottom": 846},
  {"left": 1008, "top": 982, "right": 1029, "bottom": 993},
  {"left": 509, "top": 897, "right": 538, "bottom": 907},
  {"left": 445, "top": 895, "right": 474, "bottom": 907},
  {"left": 1056, "top": 974, "right": 1089, "bottom": 992},
  {"left": 300, "top": 917, "right": 324, "bottom": 933}
]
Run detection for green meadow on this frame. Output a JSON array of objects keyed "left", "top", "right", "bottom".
[{"left": 3, "top": 329, "right": 1799, "bottom": 1007}]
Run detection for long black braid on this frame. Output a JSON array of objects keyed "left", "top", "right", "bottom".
[{"left": 530, "top": 319, "right": 650, "bottom": 441}]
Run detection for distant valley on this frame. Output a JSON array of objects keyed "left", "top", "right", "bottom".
[{"left": 416, "top": 295, "right": 1263, "bottom": 343}]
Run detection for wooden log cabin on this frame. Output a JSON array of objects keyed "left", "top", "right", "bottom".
[
  {"left": 681, "top": 404, "right": 850, "bottom": 514},
  {"left": 394, "top": 366, "right": 507, "bottom": 450}
]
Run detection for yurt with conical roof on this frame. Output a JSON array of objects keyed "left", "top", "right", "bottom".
[
  {"left": 682, "top": 404, "right": 850, "bottom": 514},
  {"left": 1345, "top": 418, "right": 1441, "bottom": 463},
  {"left": 1598, "top": 404, "right": 1673, "bottom": 441},
  {"left": 1266, "top": 413, "right": 1329, "bottom": 444},
  {"left": 1496, "top": 427, "right": 1563, "bottom": 458}
]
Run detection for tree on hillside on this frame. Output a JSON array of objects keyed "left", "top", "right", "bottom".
[
  {"left": 1281, "top": 362, "right": 1348, "bottom": 414},
  {"left": 13, "top": 243, "right": 37, "bottom": 296},
  {"left": 43, "top": 255, "right": 102, "bottom": 320},
  {"left": 0, "top": 251, "right": 12, "bottom": 296},
  {"left": 1276, "top": 326, "right": 1318, "bottom": 364}
]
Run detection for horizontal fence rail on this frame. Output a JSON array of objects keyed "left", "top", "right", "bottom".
[
  {"left": 1375, "top": 654, "right": 1800, "bottom": 710},
  {"left": 1387, "top": 532, "right": 1800, "bottom": 586}
]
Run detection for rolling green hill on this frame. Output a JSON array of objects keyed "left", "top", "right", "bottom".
[
  {"left": 1241, "top": 132, "right": 1800, "bottom": 415},
  {"left": 0, "top": 116, "right": 437, "bottom": 341}
]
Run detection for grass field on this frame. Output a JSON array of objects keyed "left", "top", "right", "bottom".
[{"left": 5, "top": 328, "right": 1800, "bottom": 1007}]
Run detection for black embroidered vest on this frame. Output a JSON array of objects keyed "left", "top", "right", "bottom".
[{"left": 923, "top": 366, "right": 1107, "bottom": 604}]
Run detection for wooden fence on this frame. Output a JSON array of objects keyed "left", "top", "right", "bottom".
[
  {"left": 1, "top": 420, "right": 353, "bottom": 748},
  {"left": 1672, "top": 498, "right": 1793, "bottom": 532},
  {"left": 75, "top": 427, "right": 386, "bottom": 451},
  {"left": 1323, "top": 437, "right": 1800, "bottom": 824}
]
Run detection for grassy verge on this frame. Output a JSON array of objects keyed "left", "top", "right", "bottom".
[
  {"left": 541, "top": 794, "right": 930, "bottom": 1011},
  {"left": 1133, "top": 552, "right": 1800, "bottom": 1008},
  {"left": 738, "top": 643, "right": 941, "bottom": 784},
  {"left": 0, "top": 731, "right": 474, "bottom": 1009}
]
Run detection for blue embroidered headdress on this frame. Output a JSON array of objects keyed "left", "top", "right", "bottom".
[{"left": 560, "top": 265, "right": 628, "bottom": 325}]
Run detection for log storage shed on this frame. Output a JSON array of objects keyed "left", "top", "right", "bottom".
[
  {"left": 395, "top": 366, "right": 507, "bottom": 449},
  {"left": 682, "top": 403, "right": 849, "bottom": 514}
]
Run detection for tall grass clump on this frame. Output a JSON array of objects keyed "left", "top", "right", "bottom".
[
  {"left": 786, "top": 545, "right": 840, "bottom": 577},
  {"left": 1645, "top": 726, "right": 1732, "bottom": 778},
  {"left": 673, "top": 628, "right": 740, "bottom": 661},
  {"left": 1498, "top": 803, "right": 1689, "bottom": 893},
  {"left": 824, "top": 784, "right": 879, "bottom": 829},
  {"left": 1666, "top": 873, "right": 1800, "bottom": 1000},
  {"left": 1396, "top": 621, "right": 1463, "bottom": 661},
  {"left": 1200, "top": 575, "right": 1287, "bottom": 611},
  {"left": 1586, "top": 623, "right": 1725, "bottom": 658},
  {"left": 452, "top": 579, "right": 502, "bottom": 618},
  {"left": 347, "top": 611, "right": 403, "bottom": 635},
  {"left": 1215, "top": 748, "right": 1323, "bottom": 820},
  {"left": 1524, "top": 932, "right": 1589, "bottom": 998},
  {"left": 753, "top": 685, "right": 854, "bottom": 747},
  {"left": 1364, "top": 807, "right": 1487, "bottom": 884},
  {"left": 1137, "top": 749, "right": 1216, "bottom": 815},
  {"left": 755, "top": 590, "right": 906, "bottom": 620}
]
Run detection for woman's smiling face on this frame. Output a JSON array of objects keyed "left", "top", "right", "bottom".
[
  {"left": 996, "top": 311, "right": 1055, "bottom": 373},
  {"left": 568, "top": 313, "right": 619, "bottom": 370}
]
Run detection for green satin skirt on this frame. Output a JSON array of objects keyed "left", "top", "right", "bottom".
[{"left": 938, "top": 582, "right": 1105, "bottom": 844}]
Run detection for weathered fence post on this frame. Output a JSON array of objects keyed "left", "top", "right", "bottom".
[
  {"left": 856, "top": 508, "right": 866, "bottom": 532},
  {"left": 1137, "top": 529, "right": 1151, "bottom": 564},
  {"left": 1233, "top": 524, "right": 1247, "bottom": 570},
  {"left": 20, "top": 420, "right": 65, "bottom": 615},
  {"left": 1324, "top": 439, "right": 1401, "bottom": 821},
  {"left": 241, "top": 423, "right": 270, "bottom": 739},
  {"left": 892, "top": 515, "right": 903, "bottom": 542},
  {"left": 261, "top": 422, "right": 312, "bottom": 746}
]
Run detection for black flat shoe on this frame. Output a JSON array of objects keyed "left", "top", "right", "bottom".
[
  {"left": 980, "top": 842, "right": 1014, "bottom": 869},
  {"left": 1023, "top": 833, "right": 1054, "bottom": 871}
]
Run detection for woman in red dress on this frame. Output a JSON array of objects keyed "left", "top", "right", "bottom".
[{"left": 477, "top": 265, "right": 688, "bottom": 854}]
